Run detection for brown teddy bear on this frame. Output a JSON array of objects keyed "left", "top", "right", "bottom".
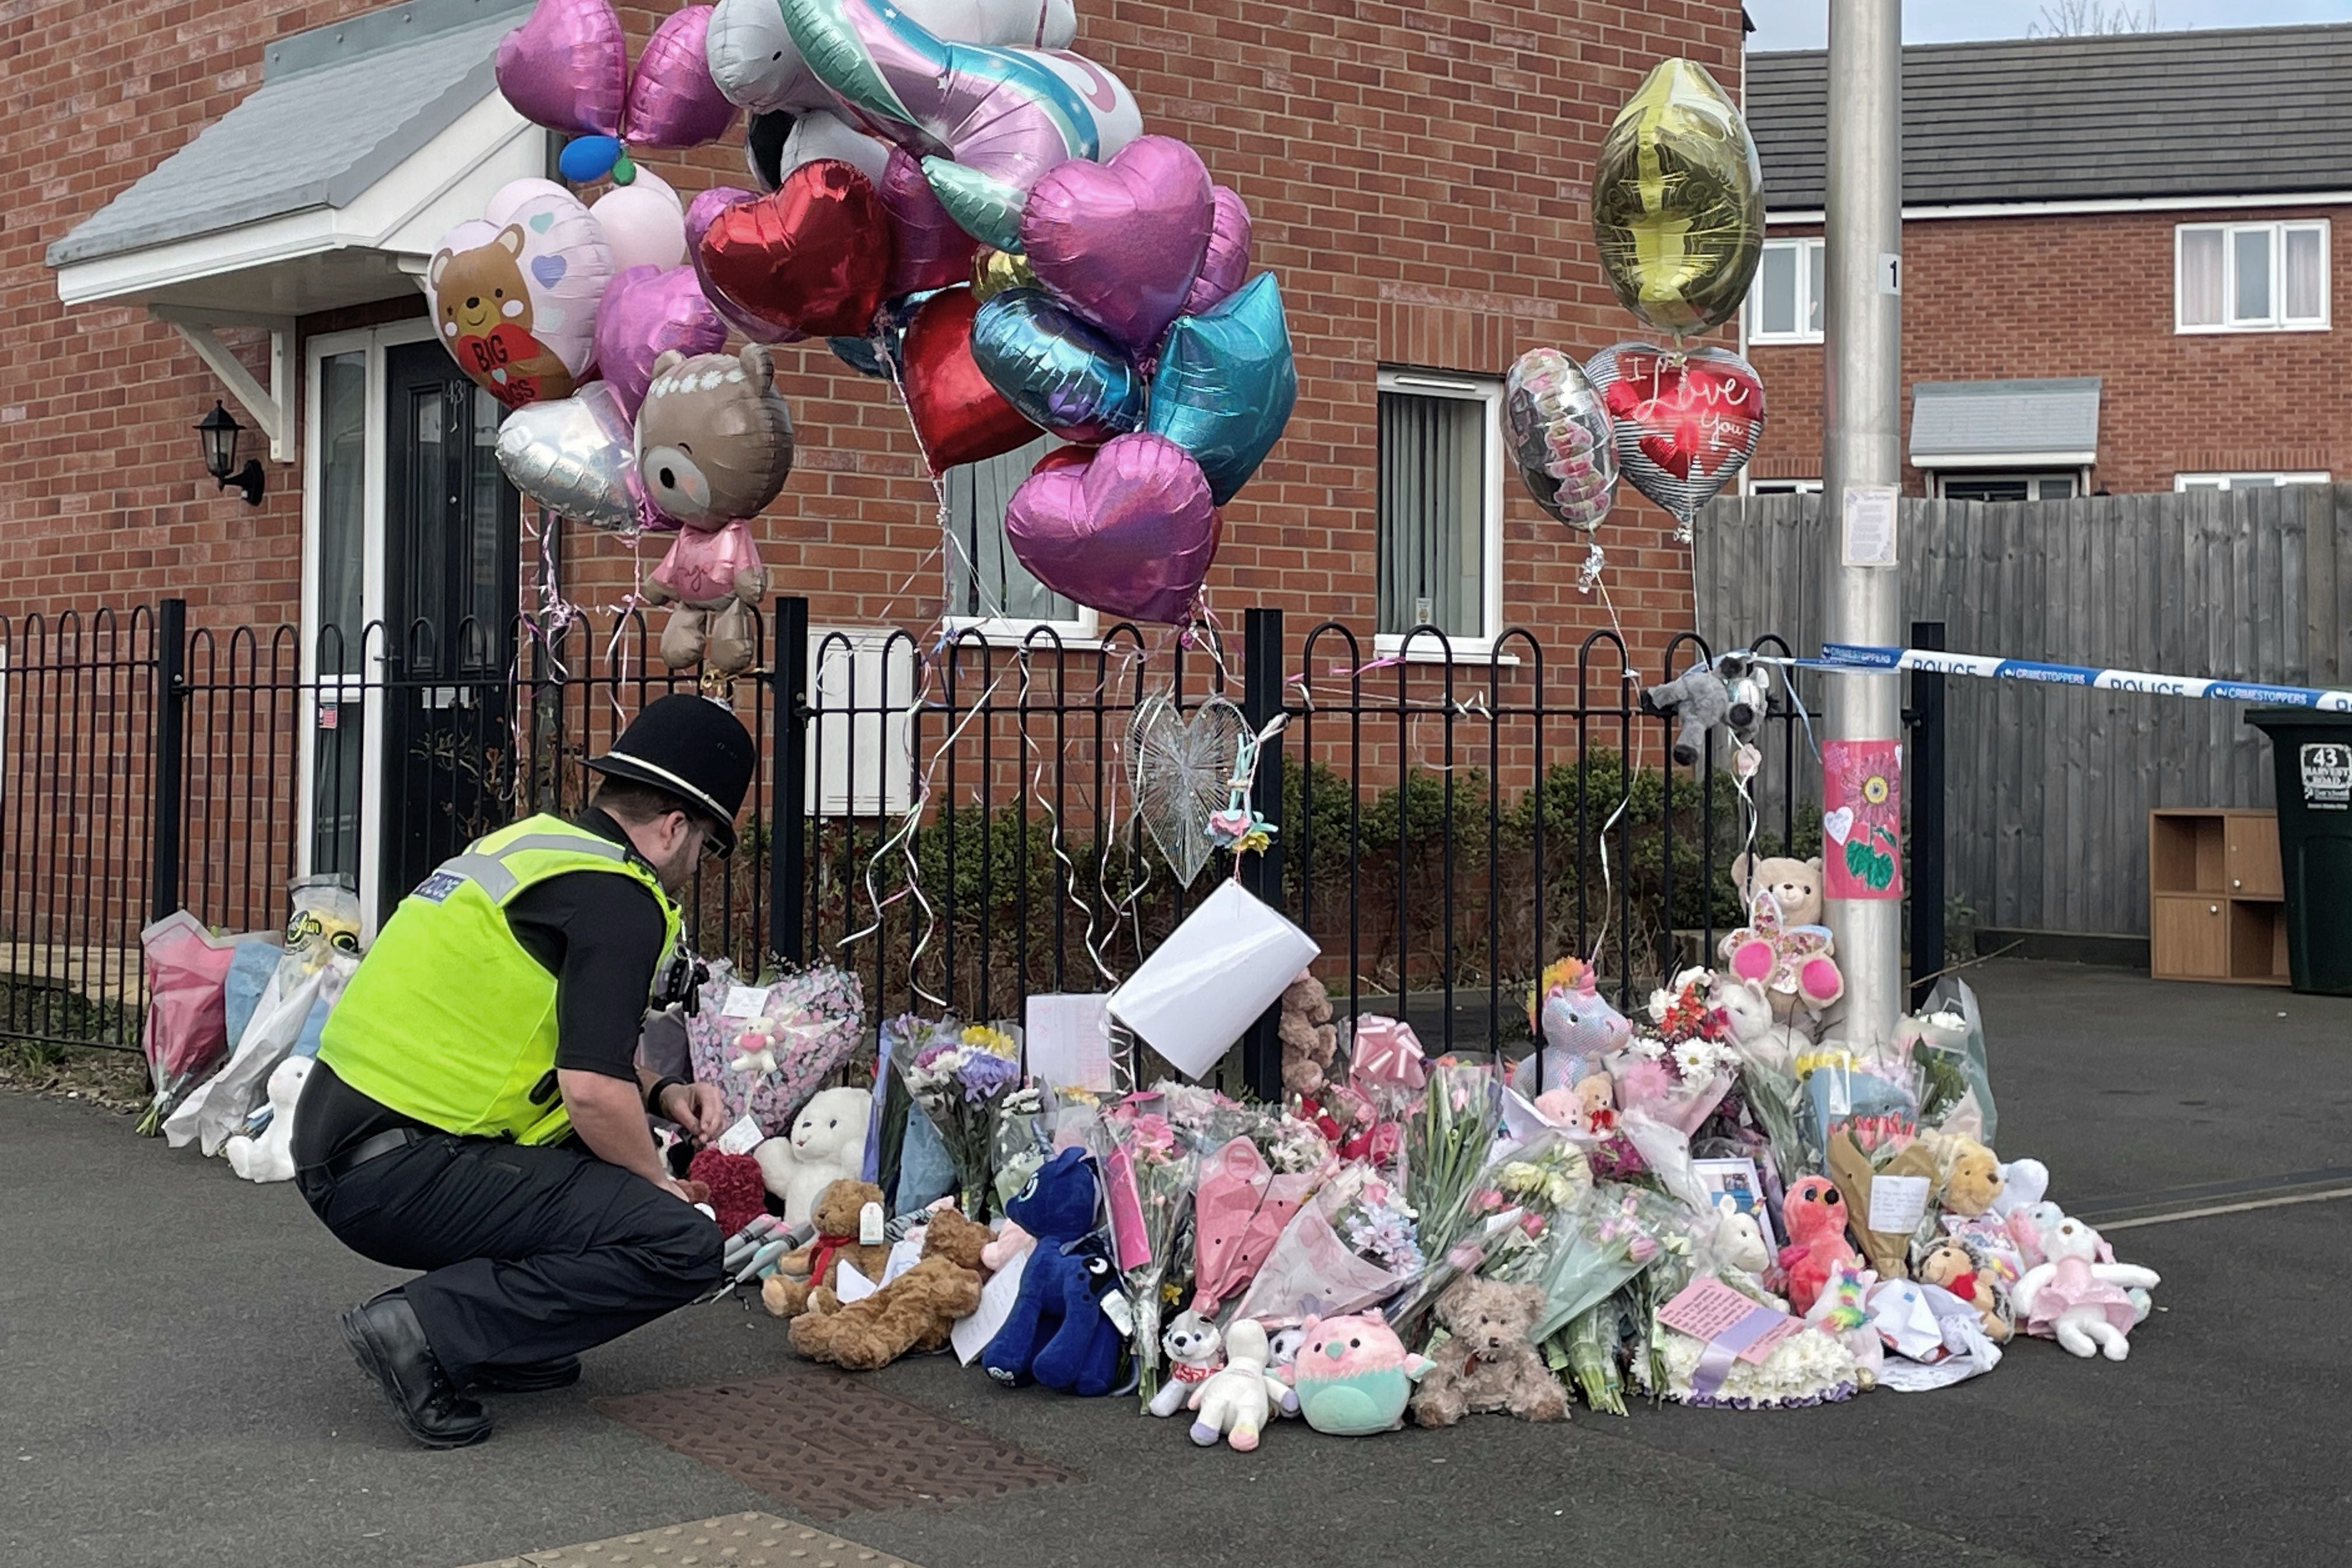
[
  {"left": 1408, "top": 1276, "right": 1569, "bottom": 1427},
  {"left": 1916, "top": 1235, "right": 2013, "bottom": 1342},
  {"left": 1732, "top": 851, "right": 1826, "bottom": 925},
  {"left": 788, "top": 1206, "right": 993, "bottom": 1370},
  {"left": 760, "top": 1178, "right": 889, "bottom": 1321},
  {"left": 1278, "top": 970, "right": 1336, "bottom": 1097}
]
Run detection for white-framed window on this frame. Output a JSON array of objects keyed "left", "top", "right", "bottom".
[
  {"left": 943, "top": 433, "right": 1097, "bottom": 643},
  {"left": 2176, "top": 220, "right": 2329, "bottom": 333},
  {"left": 1375, "top": 369, "right": 1504, "bottom": 657},
  {"left": 1935, "top": 471, "right": 2083, "bottom": 502},
  {"left": 2175, "top": 471, "right": 2332, "bottom": 491},
  {"left": 1746, "top": 237, "right": 1825, "bottom": 344},
  {"left": 1746, "top": 478, "right": 1822, "bottom": 496}
]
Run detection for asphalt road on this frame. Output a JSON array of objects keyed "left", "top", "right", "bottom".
[{"left": 3, "top": 959, "right": 2346, "bottom": 1568}]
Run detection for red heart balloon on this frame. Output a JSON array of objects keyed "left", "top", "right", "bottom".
[
  {"left": 696, "top": 159, "right": 892, "bottom": 340},
  {"left": 900, "top": 286, "right": 1042, "bottom": 474},
  {"left": 1583, "top": 341, "right": 1765, "bottom": 528}
]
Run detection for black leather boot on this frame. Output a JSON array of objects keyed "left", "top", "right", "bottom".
[
  {"left": 340, "top": 1292, "right": 494, "bottom": 1449},
  {"left": 467, "top": 1356, "right": 582, "bottom": 1393}
]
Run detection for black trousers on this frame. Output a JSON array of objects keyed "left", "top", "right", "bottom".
[{"left": 296, "top": 1134, "right": 723, "bottom": 1381}]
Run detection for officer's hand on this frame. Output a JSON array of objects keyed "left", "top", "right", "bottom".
[{"left": 659, "top": 1080, "right": 730, "bottom": 1146}]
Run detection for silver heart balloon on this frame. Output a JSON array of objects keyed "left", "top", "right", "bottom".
[
  {"left": 495, "top": 381, "right": 653, "bottom": 532},
  {"left": 1126, "top": 692, "right": 1248, "bottom": 888}
]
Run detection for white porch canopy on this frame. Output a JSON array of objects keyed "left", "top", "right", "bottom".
[{"left": 46, "top": 0, "right": 547, "bottom": 458}]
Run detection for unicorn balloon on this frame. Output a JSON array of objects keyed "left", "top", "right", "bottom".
[{"left": 779, "top": 0, "right": 1139, "bottom": 249}]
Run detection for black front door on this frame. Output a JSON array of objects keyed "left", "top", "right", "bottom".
[{"left": 381, "top": 342, "right": 519, "bottom": 919}]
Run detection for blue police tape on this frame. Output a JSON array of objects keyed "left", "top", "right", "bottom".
[{"left": 1807, "top": 643, "right": 2352, "bottom": 713}]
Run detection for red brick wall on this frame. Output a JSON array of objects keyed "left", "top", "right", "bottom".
[
  {"left": 4, "top": 0, "right": 1743, "bottom": 663},
  {"left": 1748, "top": 205, "right": 2352, "bottom": 495}
]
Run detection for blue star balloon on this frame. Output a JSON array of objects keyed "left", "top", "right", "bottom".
[{"left": 1144, "top": 272, "right": 1296, "bottom": 505}]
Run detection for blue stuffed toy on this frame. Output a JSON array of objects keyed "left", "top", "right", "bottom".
[{"left": 982, "top": 1146, "right": 1125, "bottom": 1395}]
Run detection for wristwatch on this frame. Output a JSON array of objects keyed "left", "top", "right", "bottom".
[{"left": 645, "top": 1075, "right": 688, "bottom": 1116}]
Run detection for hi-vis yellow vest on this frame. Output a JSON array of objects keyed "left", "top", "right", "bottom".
[{"left": 319, "top": 816, "right": 683, "bottom": 1145}]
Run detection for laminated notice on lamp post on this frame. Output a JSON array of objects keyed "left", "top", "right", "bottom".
[
  {"left": 1841, "top": 484, "right": 1900, "bottom": 568},
  {"left": 1107, "top": 880, "right": 1321, "bottom": 1081}
]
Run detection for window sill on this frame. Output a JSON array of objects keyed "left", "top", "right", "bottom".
[
  {"left": 2174, "top": 321, "right": 2331, "bottom": 335},
  {"left": 939, "top": 617, "right": 1103, "bottom": 653},
  {"left": 1370, "top": 635, "right": 1522, "bottom": 667},
  {"left": 1748, "top": 332, "right": 1824, "bottom": 346}
]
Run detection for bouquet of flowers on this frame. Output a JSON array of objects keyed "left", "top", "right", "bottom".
[
  {"left": 1104, "top": 1094, "right": 1202, "bottom": 1407},
  {"left": 993, "top": 1084, "right": 1056, "bottom": 1210},
  {"left": 1191, "top": 1132, "right": 1320, "bottom": 1316},
  {"left": 895, "top": 1017, "right": 1024, "bottom": 1220},
  {"left": 1234, "top": 1161, "right": 1423, "bottom": 1329},
  {"left": 1480, "top": 1139, "right": 1597, "bottom": 1283},
  {"left": 1402, "top": 1059, "right": 1506, "bottom": 1268},
  {"left": 690, "top": 960, "right": 867, "bottom": 1134},
  {"left": 1609, "top": 971, "right": 1736, "bottom": 1136},
  {"left": 1530, "top": 1183, "right": 1679, "bottom": 1344}
]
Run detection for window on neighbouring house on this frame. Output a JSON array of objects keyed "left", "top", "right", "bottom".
[
  {"left": 1376, "top": 370, "right": 1501, "bottom": 648},
  {"left": 1936, "top": 472, "right": 2082, "bottom": 502},
  {"left": 2175, "top": 471, "right": 2332, "bottom": 491},
  {"left": 1747, "top": 237, "right": 1824, "bottom": 343},
  {"left": 943, "top": 433, "right": 1093, "bottom": 636},
  {"left": 1747, "top": 478, "right": 1822, "bottom": 495},
  {"left": 2177, "top": 220, "right": 2329, "bottom": 332}
]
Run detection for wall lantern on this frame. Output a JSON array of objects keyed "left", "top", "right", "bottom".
[{"left": 196, "top": 401, "right": 266, "bottom": 506}]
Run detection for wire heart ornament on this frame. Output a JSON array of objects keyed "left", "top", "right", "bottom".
[{"left": 1126, "top": 691, "right": 1248, "bottom": 887}]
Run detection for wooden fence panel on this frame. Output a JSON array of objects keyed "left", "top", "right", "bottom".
[{"left": 1695, "top": 485, "right": 2346, "bottom": 937}]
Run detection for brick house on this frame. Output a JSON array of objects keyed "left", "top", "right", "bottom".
[
  {"left": 4, "top": 0, "right": 1751, "bottom": 935},
  {"left": 1740, "top": 23, "right": 2352, "bottom": 500}
]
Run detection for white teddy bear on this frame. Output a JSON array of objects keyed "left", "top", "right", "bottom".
[
  {"left": 752, "top": 1086, "right": 872, "bottom": 1228},
  {"left": 223, "top": 1056, "right": 312, "bottom": 1184}
]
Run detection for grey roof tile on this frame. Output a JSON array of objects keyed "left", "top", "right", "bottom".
[
  {"left": 47, "top": 0, "right": 533, "bottom": 268},
  {"left": 1910, "top": 377, "right": 2103, "bottom": 463},
  {"left": 1749, "top": 24, "right": 2352, "bottom": 209}
]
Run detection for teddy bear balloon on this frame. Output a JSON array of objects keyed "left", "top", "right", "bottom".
[
  {"left": 426, "top": 181, "right": 613, "bottom": 410},
  {"left": 634, "top": 342, "right": 796, "bottom": 676}
]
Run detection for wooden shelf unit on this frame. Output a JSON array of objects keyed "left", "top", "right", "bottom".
[{"left": 2150, "top": 809, "right": 2287, "bottom": 985}]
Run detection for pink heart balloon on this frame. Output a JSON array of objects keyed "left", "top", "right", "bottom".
[
  {"left": 1020, "top": 135, "right": 1214, "bottom": 355},
  {"left": 593, "top": 265, "right": 727, "bottom": 419},
  {"left": 1005, "top": 433, "right": 1220, "bottom": 624},
  {"left": 496, "top": 0, "right": 626, "bottom": 136},
  {"left": 1178, "top": 185, "right": 1252, "bottom": 317},
  {"left": 882, "top": 148, "right": 981, "bottom": 296},
  {"left": 682, "top": 186, "right": 805, "bottom": 344},
  {"left": 624, "top": 5, "right": 737, "bottom": 148}
]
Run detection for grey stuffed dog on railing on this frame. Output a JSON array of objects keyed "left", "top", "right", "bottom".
[{"left": 1641, "top": 650, "right": 1769, "bottom": 766}]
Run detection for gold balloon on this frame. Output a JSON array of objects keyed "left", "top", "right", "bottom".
[
  {"left": 971, "top": 247, "right": 1038, "bottom": 304},
  {"left": 1591, "top": 59, "right": 1765, "bottom": 338}
]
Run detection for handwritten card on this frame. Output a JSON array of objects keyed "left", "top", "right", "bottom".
[
  {"left": 720, "top": 984, "right": 772, "bottom": 1020},
  {"left": 1867, "top": 1174, "right": 1932, "bottom": 1235},
  {"left": 1024, "top": 993, "right": 1114, "bottom": 1093},
  {"left": 952, "top": 1247, "right": 1028, "bottom": 1365},
  {"left": 716, "top": 1114, "right": 768, "bottom": 1157},
  {"left": 1657, "top": 1278, "right": 1804, "bottom": 1366}
]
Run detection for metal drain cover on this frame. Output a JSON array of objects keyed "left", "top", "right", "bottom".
[
  {"left": 593, "top": 1373, "right": 1079, "bottom": 1521},
  {"left": 456, "top": 1511, "right": 923, "bottom": 1567}
]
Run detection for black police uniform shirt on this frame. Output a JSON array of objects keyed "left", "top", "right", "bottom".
[{"left": 292, "top": 808, "right": 670, "bottom": 1167}]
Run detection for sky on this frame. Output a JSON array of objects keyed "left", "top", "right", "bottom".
[{"left": 1745, "top": 0, "right": 2352, "bottom": 50}]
